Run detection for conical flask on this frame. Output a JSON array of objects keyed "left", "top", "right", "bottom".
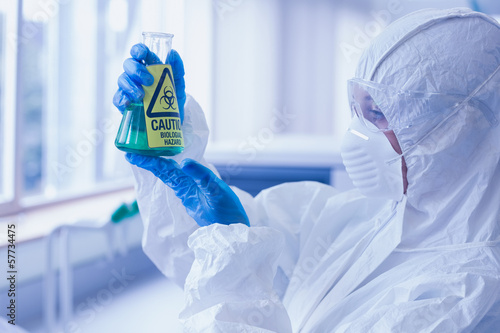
[{"left": 115, "top": 32, "right": 184, "bottom": 156}]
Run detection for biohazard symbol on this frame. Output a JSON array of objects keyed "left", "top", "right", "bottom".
[
  {"left": 159, "top": 86, "right": 176, "bottom": 110},
  {"left": 145, "top": 66, "right": 180, "bottom": 119}
]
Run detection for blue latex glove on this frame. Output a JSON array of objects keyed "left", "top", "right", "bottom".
[
  {"left": 113, "top": 43, "right": 186, "bottom": 123},
  {"left": 126, "top": 153, "right": 250, "bottom": 227}
]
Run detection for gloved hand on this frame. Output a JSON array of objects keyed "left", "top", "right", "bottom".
[
  {"left": 113, "top": 43, "right": 186, "bottom": 123},
  {"left": 126, "top": 153, "right": 250, "bottom": 227}
]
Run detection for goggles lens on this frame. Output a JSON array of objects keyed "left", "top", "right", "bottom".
[{"left": 348, "top": 79, "right": 395, "bottom": 132}]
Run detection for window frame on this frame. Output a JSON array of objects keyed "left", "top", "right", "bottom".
[{"left": 0, "top": 1, "right": 21, "bottom": 216}]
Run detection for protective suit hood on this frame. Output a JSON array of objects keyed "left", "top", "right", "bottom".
[{"left": 355, "top": 8, "right": 500, "bottom": 248}]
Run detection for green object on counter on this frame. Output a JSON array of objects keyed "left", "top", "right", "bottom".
[{"left": 111, "top": 200, "right": 139, "bottom": 223}]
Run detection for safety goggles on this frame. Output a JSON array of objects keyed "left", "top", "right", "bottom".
[{"left": 347, "top": 78, "right": 464, "bottom": 133}]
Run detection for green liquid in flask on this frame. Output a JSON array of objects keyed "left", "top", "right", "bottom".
[{"left": 114, "top": 102, "right": 184, "bottom": 157}]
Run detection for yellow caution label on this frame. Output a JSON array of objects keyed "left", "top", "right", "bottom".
[{"left": 143, "top": 64, "right": 184, "bottom": 149}]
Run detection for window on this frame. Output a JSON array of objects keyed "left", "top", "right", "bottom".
[
  {"left": 0, "top": 11, "right": 5, "bottom": 198},
  {"left": 0, "top": 0, "right": 148, "bottom": 216}
]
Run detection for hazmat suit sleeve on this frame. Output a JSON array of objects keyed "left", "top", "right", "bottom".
[
  {"left": 179, "top": 223, "right": 293, "bottom": 332},
  {"left": 177, "top": 181, "right": 341, "bottom": 332},
  {"left": 130, "top": 94, "right": 210, "bottom": 287}
]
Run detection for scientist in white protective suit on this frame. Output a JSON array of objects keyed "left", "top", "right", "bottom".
[{"left": 113, "top": 8, "right": 500, "bottom": 332}]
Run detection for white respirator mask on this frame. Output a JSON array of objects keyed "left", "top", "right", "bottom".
[{"left": 340, "top": 116, "right": 404, "bottom": 201}]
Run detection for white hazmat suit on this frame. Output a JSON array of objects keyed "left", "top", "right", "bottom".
[{"left": 130, "top": 8, "right": 500, "bottom": 332}]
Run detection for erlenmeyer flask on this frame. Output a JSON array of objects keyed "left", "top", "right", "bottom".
[{"left": 115, "top": 32, "right": 184, "bottom": 156}]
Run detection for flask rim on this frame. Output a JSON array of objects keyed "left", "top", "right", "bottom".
[{"left": 142, "top": 32, "right": 174, "bottom": 39}]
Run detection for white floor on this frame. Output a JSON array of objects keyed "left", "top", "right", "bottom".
[
  {"left": 25, "top": 272, "right": 185, "bottom": 333},
  {"left": 77, "top": 275, "right": 184, "bottom": 333}
]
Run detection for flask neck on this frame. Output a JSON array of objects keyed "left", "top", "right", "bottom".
[{"left": 142, "top": 32, "right": 173, "bottom": 64}]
